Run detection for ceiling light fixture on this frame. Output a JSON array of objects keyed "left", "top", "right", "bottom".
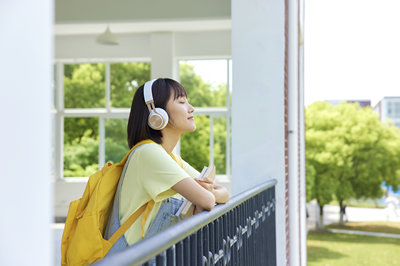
[{"left": 96, "top": 26, "right": 119, "bottom": 45}]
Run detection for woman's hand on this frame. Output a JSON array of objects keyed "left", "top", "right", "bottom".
[
  {"left": 196, "top": 179, "right": 230, "bottom": 204},
  {"left": 172, "top": 178, "right": 216, "bottom": 211},
  {"left": 196, "top": 178, "right": 215, "bottom": 193},
  {"left": 194, "top": 205, "right": 204, "bottom": 215},
  {"left": 211, "top": 183, "right": 230, "bottom": 204}
]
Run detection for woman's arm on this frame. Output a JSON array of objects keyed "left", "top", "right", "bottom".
[
  {"left": 212, "top": 183, "right": 230, "bottom": 204},
  {"left": 196, "top": 181, "right": 230, "bottom": 204},
  {"left": 172, "top": 178, "right": 216, "bottom": 211}
]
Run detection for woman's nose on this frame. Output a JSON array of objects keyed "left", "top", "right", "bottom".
[{"left": 189, "top": 104, "right": 195, "bottom": 113}]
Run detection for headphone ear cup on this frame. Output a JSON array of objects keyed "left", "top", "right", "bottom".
[
  {"left": 148, "top": 108, "right": 169, "bottom": 130},
  {"left": 155, "top": 108, "right": 169, "bottom": 129}
]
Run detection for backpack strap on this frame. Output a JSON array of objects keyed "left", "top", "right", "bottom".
[
  {"left": 108, "top": 201, "right": 151, "bottom": 246},
  {"left": 120, "top": 139, "right": 155, "bottom": 165}
]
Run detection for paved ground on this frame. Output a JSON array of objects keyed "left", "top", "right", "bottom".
[{"left": 306, "top": 201, "right": 400, "bottom": 231}]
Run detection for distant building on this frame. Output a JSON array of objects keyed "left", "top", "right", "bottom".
[
  {"left": 373, "top": 97, "right": 400, "bottom": 128},
  {"left": 327, "top": 99, "right": 371, "bottom": 107}
]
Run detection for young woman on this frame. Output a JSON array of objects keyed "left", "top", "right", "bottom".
[{"left": 105, "top": 78, "right": 229, "bottom": 253}]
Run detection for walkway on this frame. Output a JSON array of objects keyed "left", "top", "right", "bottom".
[
  {"left": 307, "top": 201, "right": 400, "bottom": 239},
  {"left": 326, "top": 228, "right": 400, "bottom": 239},
  {"left": 307, "top": 201, "right": 400, "bottom": 231}
]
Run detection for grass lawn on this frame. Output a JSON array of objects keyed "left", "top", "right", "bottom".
[
  {"left": 308, "top": 232, "right": 400, "bottom": 265},
  {"left": 326, "top": 221, "right": 400, "bottom": 235},
  {"left": 308, "top": 222, "right": 400, "bottom": 266}
]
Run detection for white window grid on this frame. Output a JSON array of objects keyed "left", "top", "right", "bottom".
[{"left": 53, "top": 59, "right": 232, "bottom": 180}]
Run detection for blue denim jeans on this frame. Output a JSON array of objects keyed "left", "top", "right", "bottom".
[{"left": 144, "top": 197, "right": 183, "bottom": 239}]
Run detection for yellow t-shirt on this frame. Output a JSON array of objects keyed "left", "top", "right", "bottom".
[{"left": 120, "top": 142, "right": 200, "bottom": 245}]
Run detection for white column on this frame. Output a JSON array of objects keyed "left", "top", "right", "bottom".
[
  {"left": 0, "top": 1, "right": 53, "bottom": 266},
  {"left": 231, "top": 1, "right": 286, "bottom": 265},
  {"left": 151, "top": 32, "right": 181, "bottom": 155},
  {"left": 150, "top": 32, "right": 178, "bottom": 80}
]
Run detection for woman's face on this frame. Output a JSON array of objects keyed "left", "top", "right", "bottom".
[{"left": 165, "top": 94, "right": 196, "bottom": 133}]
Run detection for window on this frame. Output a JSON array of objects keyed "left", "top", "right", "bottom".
[
  {"left": 53, "top": 59, "right": 232, "bottom": 179},
  {"left": 54, "top": 61, "right": 150, "bottom": 178},
  {"left": 179, "top": 59, "right": 232, "bottom": 176}
]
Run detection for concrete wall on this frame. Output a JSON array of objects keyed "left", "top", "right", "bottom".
[
  {"left": 55, "top": 31, "right": 231, "bottom": 60},
  {"left": 231, "top": 1, "right": 287, "bottom": 265},
  {"left": 0, "top": 0, "right": 53, "bottom": 265}
]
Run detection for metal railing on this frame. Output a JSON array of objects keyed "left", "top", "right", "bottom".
[{"left": 93, "top": 179, "right": 277, "bottom": 266}]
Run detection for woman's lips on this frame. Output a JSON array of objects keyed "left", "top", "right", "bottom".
[{"left": 187, "top": 116, "right": 194, "bottom": 120}]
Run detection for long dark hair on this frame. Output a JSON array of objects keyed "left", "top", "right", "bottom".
[{"left": 127, "top": 78, "right": 187, "bottom": 148}]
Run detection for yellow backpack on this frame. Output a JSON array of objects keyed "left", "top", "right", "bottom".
[{"left": 61, "top": 139, "right": 155, "bottom": 266}]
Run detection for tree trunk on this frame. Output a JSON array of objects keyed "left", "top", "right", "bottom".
[
  {"left": 317, "top": 203, "right": 324, "bottom": 229},
  {"left": 339, "top": 200, "right": 347, "bottom": 226},
  {"left": 339, "top": 200, "right": 345, "bottom": 226}
]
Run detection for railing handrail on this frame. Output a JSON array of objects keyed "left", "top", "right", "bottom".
[{"left": 93, "top": 178, "right": 277, "bottom": 266}]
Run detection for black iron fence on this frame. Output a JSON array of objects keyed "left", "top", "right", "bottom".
[{"left": 94, "top": 179, "right": 277, "bottom": 266}]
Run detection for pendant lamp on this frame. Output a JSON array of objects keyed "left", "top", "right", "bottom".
[{"left": 96, "top": 26, "right": 119, "bottom": 45}]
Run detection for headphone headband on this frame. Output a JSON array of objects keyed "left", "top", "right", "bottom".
[{"left": 144, "top": 79, "right": 157, "bottom": 103}]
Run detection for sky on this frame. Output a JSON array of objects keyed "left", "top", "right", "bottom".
[
  {"left": 182, "top": 59, "right": 231, "bottom": 91},
  {"left": 305, "top": 0, "right": 400, "bottom": 107},
  {"left": 188, "top": 0, "right": 400, "bottom": 107}
]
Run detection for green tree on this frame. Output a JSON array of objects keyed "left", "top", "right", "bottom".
[
  {"left": 64, "top": 64, "right": 105, "bottom": 144},
  {"left": 306, "top": 101, "right": 400, "bottom": 227},
  {"left": 180, "top": 63, "right": 228, "bottom": 173},
  {"left": 110, "top": 62, "right": 150, "bottom": 107}
]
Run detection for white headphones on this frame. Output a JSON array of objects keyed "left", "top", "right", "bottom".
[{"left": 143, "top": 79, "right": 169, "bottom": 130}]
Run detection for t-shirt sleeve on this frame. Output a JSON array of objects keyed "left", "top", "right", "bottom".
[
  {"left": 181, "top": 158, "right": 201, "bottom": 178},
  {"left": 137, "top": 145, "right": 191, "bottom": 202}
]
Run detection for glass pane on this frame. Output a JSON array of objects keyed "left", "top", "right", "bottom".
[
  {"left": 105, "top": 119, "right": 129, "bottom": 163},
  {"left": 180, "top": 115, "right": 210, "bottom": 172},
  {"left": 110, "top": 62, "right": 151, "bottom": 108},
  {"left": 179, "top": 60, "right": 228, "bottom": 107},
  {"left": 64, "top": 63, "right": 106, "bottom": 108},
  {"left": 213, "top": 117, "right": 227, "bottom": 175},
  {"left": 64, "top": 117, "right": 99, "bottom": 177}
]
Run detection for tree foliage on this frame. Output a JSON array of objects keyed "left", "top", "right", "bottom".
[{"left": 306, "top": 101, "right": 400, "bottom": 226}]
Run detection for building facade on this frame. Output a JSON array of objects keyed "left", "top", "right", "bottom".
[{"left": 374, "top": 97, "right": 400, "bottom": 128}]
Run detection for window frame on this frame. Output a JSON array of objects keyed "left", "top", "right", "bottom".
[
  {"left": 54, "top": 58, "right": 150, "bottom": 180},
  {"left": 177, "top": 58, "right": 232, "bottom": 177}
]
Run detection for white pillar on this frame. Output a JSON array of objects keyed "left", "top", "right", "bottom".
[
  {"left": 150, "top": 32, "right": 181, "bottom": 155},
  {"left": 150, "top": 32, "right": 178, "bottom": 80},
  {"left": 231, "top": 1, "right": 286, "bottom": 265},
  {"left": 0, "top": 1, "right": 53, "bottom": 266}
]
